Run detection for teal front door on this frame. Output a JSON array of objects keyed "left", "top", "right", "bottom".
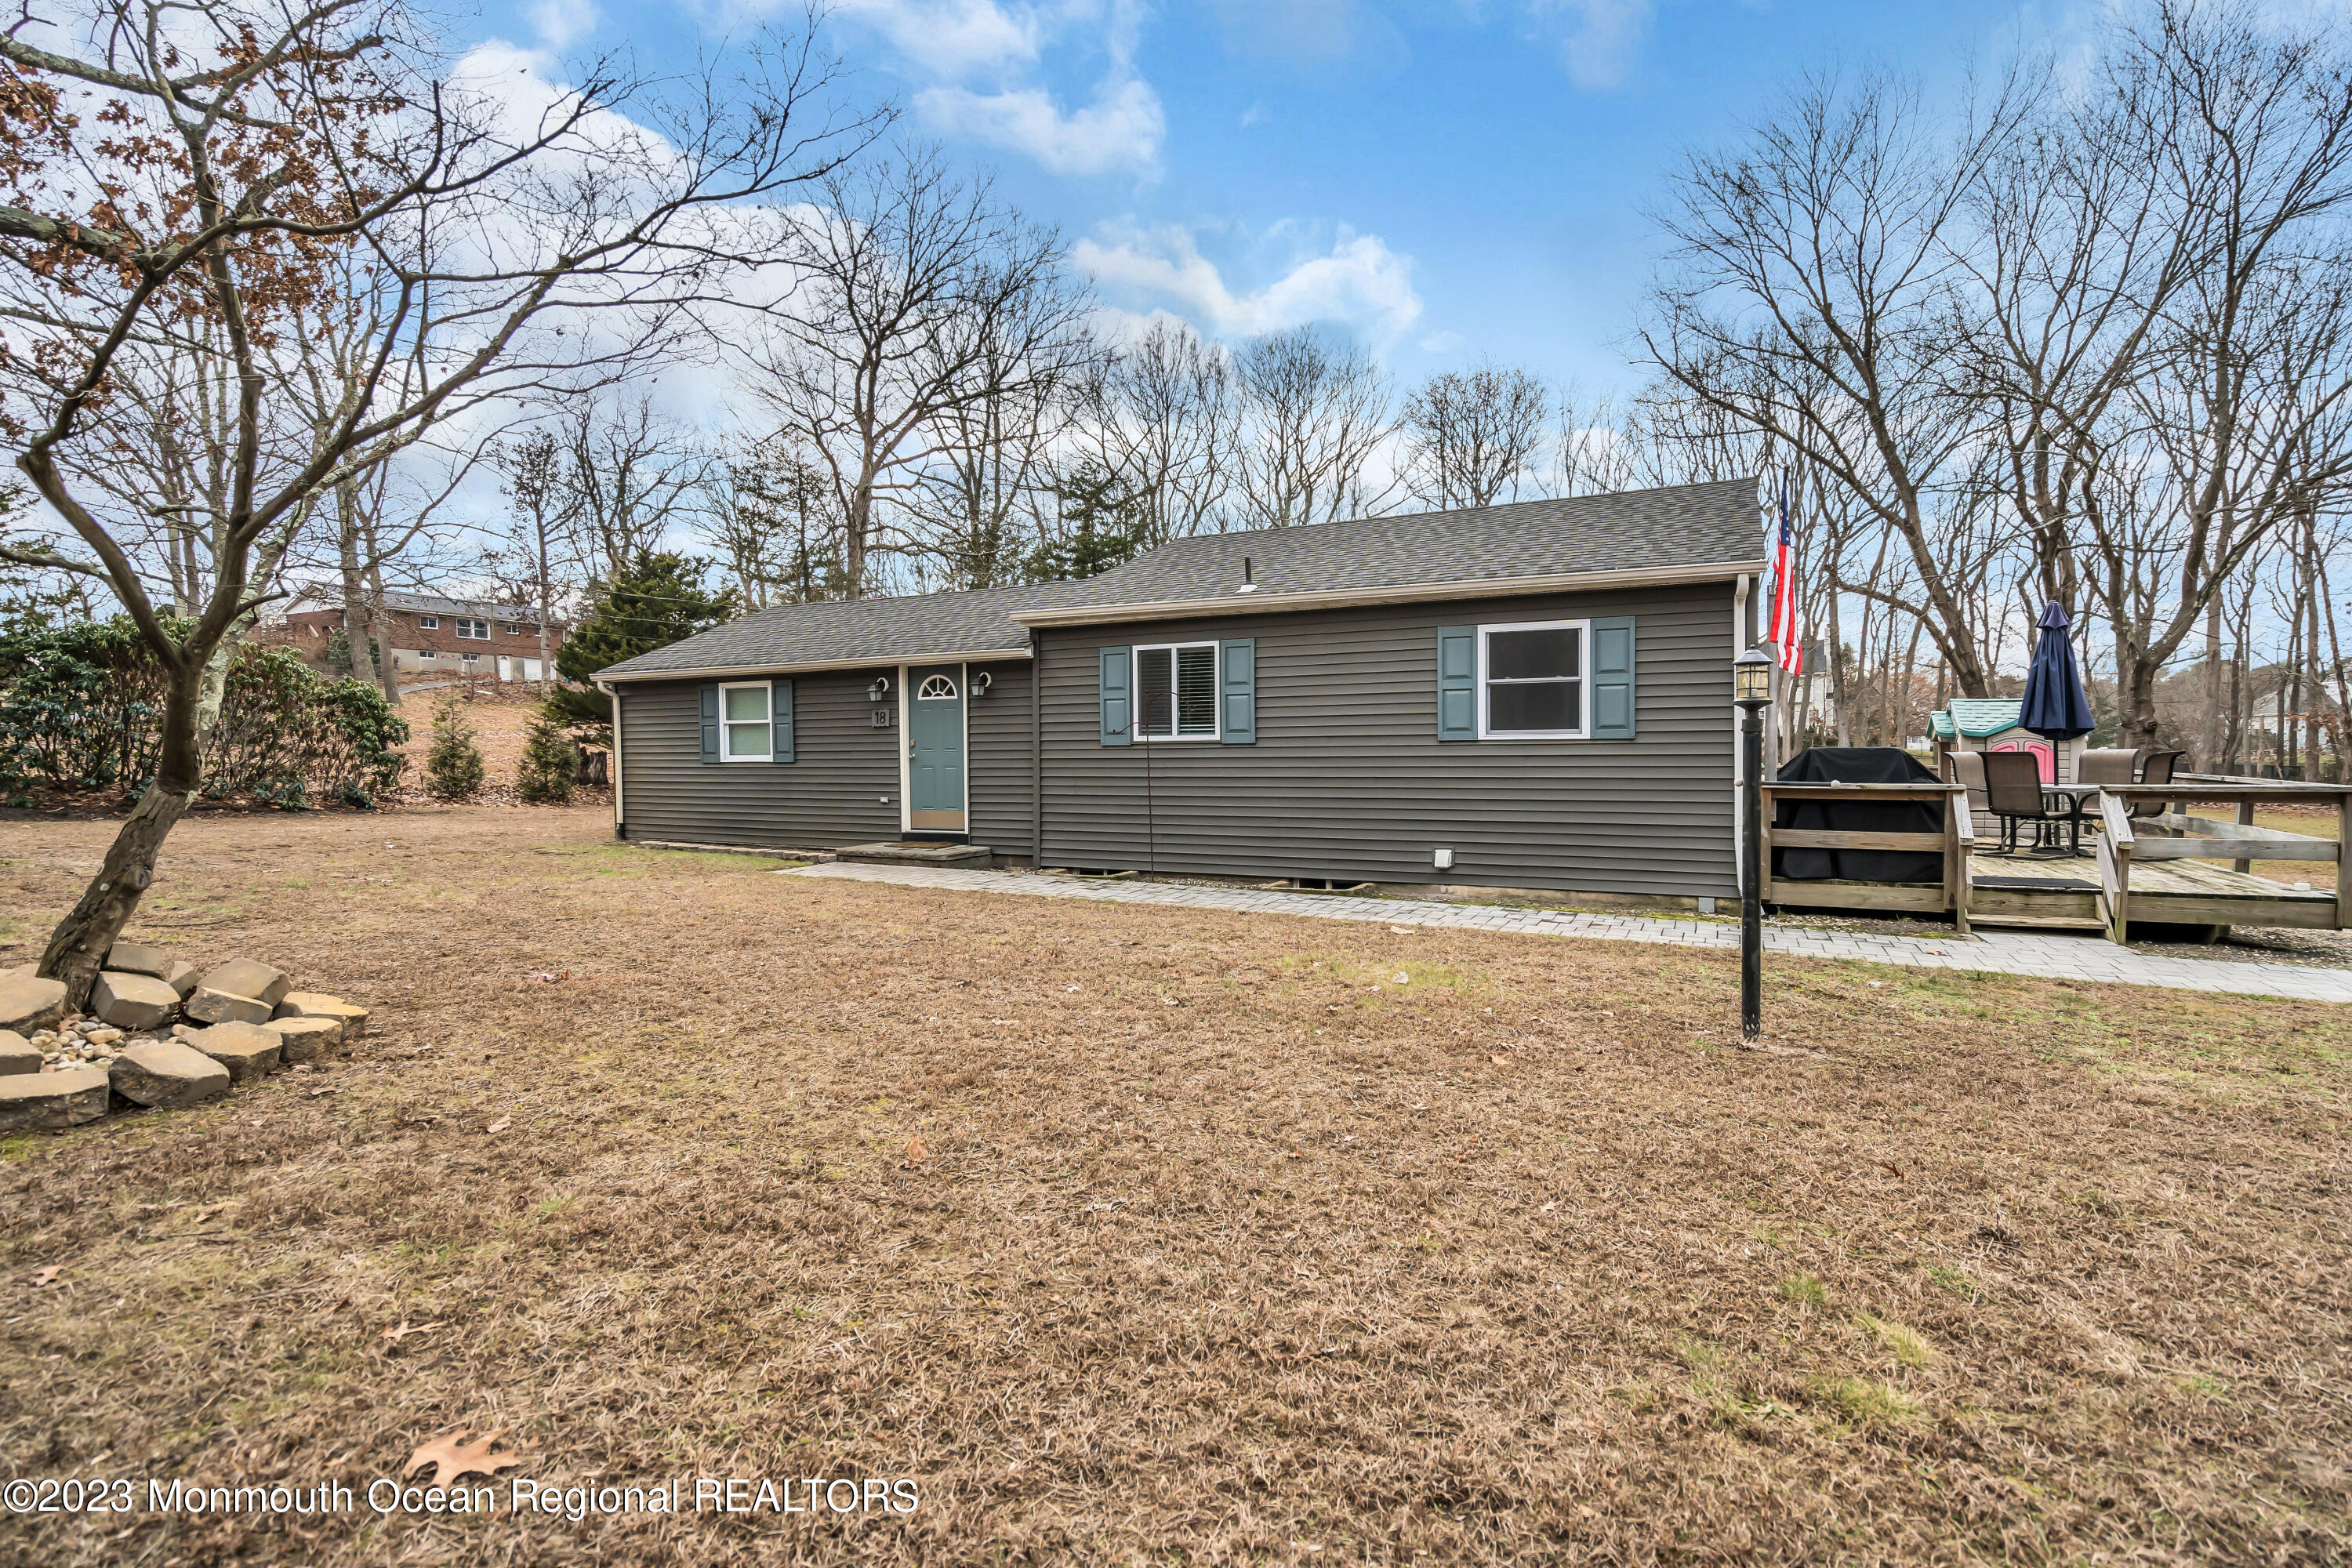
[{"left": 907, "top": 663, "right": 967, "bottom": 831}]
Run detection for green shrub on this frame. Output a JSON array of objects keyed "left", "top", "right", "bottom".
[
  {"left": 0, "top": 620, "right": 405, "bottom": 804},
  {"left": 515, "top": 709, "right": 578, "bottom": 804},
  {"left": 425, "top": 695, "right": 486, "bottom": 800}
]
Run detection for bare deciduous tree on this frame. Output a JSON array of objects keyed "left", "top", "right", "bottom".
[
  {"left": 1400, "top": 361, "right": 1548, "bottom": 510},
  {"left": 1233, "top": 326, "right": 1395, "bottom": 528},
  {"left": 561, "top": 395, "right": 708, "bottom": 586},
  {"left": 1642, "top": 67, "right": 2026, "bottom": 696},
  {"left": 1073, "top": 318, "right": 1236, "bottom": 544},
  {"left": 0, "top": 0, "right": 873, "bottom": 1004},
  {"left": 744, "top": 147, "right": 1091, "bottom": 596}
]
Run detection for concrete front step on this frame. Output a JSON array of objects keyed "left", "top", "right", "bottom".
[{"left": 836, "top": 841, "right": 993, "bottom": 868}]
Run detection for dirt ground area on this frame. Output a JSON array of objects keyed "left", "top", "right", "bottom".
[{"left": 1, "top": 808, "right": 2347, "bottom": 1566}]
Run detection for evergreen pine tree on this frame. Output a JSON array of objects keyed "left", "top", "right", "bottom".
[
  {"left": 425, "top": 693, "right": 487, "bottom": 800},
  {"left": 515, "top": 707, "right": 579, "bottom": 804},
  {"left": 1029, "top": 461, "right": 1147, "bottom": 583},
  {"left": 550, "top": 551, "right": 735, "bottom": 747}
]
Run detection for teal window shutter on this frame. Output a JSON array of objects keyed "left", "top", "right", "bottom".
[
  {"left": 770, "top": 677, "right": 795, "bottom": 763},
  {"left": 1591, "top": 616, "right": 1635, "bottom": 739},
  {"left": 699, "top": 683, "right": 720, "bottom": 763},
  {"left": 1099, "top": 646, "right": 1131, "bottom": 745},
  {"left": 1220, "top": 638, "right": 1255, "bottom": 743},
  {"left": 1436, "top": 626, "right": 1476, "bottom": 740}
]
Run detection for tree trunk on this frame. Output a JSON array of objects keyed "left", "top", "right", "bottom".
[
  {"left": 2201, "top": 597, "right": 2223, "bottom": 771},
  {"left": 366, "top": 558, "right": 401, "bottom": 706},
  {"left": 336, "top": 480, "right": 380, "bottom": 691},
  {"left": 37, "top": 641, "right": 234, "bottom": 1007}
]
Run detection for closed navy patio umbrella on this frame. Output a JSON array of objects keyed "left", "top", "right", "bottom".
[{"left": 2020, "top": 601, "right": 2096, "bottom": 740}]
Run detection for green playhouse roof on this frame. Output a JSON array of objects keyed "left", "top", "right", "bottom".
[{"left": 1929, "top": 699, "right": 2024, "bottom": 739}]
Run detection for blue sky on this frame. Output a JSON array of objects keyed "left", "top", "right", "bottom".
[{"left": 493, "top": 0, "right": 2050, "bottom": 397}]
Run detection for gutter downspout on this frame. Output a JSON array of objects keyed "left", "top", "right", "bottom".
[
  {"left": 1733, "top": 575, "right": 1751, "bottom": 896},
  {"left": 597, "top": 677, "right": 625, "bottom": 839},
  {"left": 1030, "top": 629, "right": 1044, "bottom": 869}
]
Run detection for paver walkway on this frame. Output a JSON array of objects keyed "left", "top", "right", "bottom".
[{"left": 786, "top": 861, "right": 2352, "bottom": 1004}]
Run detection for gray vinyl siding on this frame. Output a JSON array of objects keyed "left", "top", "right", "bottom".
[
  {"left": 965, "top": 659, "right": 1035, "bottom": 855},
  {"left": 1037, "top": 583, "right": 1739, "bottom": 897},
  {"left": 616, "top": 670, "right": 898, "bottom": 847}
]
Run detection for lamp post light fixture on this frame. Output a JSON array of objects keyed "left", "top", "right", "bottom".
[{"left": 1733, "top": 644, "right": 1775, "bottom": 1040}]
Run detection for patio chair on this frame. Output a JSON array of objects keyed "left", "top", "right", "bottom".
[
  {"left": 2076, "top": 748, "right": 2140, "bottom": 788},
  {"left": 1945, "top": 749, "right": 1990, "bottom": 828},
  {"left": 1983, "top": 748, "right": 2070, "bottom": 855},
  {"left": 2129, "top": 749, "right": 2187, "bottom": 821}
]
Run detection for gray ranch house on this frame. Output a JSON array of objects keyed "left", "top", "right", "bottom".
[{"left": 593, "top": 477, "right": 1768, "bottom": 907}]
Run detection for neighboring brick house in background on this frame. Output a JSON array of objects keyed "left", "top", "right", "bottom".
[{"left": 283, "top": 588, "right": 571, "bottom": 684}]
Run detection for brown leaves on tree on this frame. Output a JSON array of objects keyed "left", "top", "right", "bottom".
[{"left": 405, "top": 1428, "right": 524, "bottom": 1488}]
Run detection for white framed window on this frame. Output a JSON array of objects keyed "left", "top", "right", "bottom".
[
  {"left": 1478, "top": 619, "right": 1587, "bottom": 739},
  {"left": 416, "top": 648, "right": 435, "bottom": 661},
  {"left": 459, "top": 652, "right": 481, "bottom": 666},
  {"left": 1134, "top": 642, "right": 1219, "bottom": 740},
  {"left": 455, "top": 618, "right": 491, "bottom": 640},
  {"left": 916, "top": 673, "right": 958, "bottom": 700},
  {"left": 416, "top": 615, "right": 438, "bottom": 630},
  {"left": 719, "top": 681, "right": 771, "bottom": 761}
]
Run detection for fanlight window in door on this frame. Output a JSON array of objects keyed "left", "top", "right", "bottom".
[{"left": 916, "top": 674, "right": 959, "bottom": 700}]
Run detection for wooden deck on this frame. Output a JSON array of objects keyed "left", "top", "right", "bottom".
[
  {"left": 1759, "top": 779, "right": 2352, "bottom": 942},
  {"left": 1965, "top": 850, "right": 2337, "bottom": 931}
]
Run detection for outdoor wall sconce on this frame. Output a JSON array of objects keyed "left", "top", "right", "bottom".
[
  {"left": 867, "top": 677, "right": 891, "bottom": 702},
  {"left": 970, "top": 671, "right": 993, "bottom": 698}
]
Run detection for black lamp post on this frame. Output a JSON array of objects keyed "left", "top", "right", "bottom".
[{"left": 1733, "top": 645, "right": 1774, "bottom": 1040}]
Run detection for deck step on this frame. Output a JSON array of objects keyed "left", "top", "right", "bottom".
[
  {"left": 1968, "top": 913, "right": 2109, "bottom": 931},
  {"left": 837, "top": 841, "right": 993, "bottom": 868}
]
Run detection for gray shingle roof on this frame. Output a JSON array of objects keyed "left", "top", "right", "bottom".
[
  {"left": 597, "top": 582, "right": 1076, "bottom": 680},
  {"left": 597, "top": 479, "right": 1764, "bottom": 680},
  {"left": 1036, "top": 478, "right": 1764, "bottom": 615}
]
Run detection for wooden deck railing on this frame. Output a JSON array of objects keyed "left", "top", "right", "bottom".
[
  {"left": 2096, "top": 782, "right": 2350, "bottom": 934},
  {"left": 1759, "top": 778, "right": 2348, "bottom": 939},
  {"left": 1758, "top": 782, "right": 1973, "bottom": 931}
]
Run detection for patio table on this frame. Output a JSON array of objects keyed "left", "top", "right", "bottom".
[{"left": 2039, "top": 782, "right": 2100, "bottom": 857}]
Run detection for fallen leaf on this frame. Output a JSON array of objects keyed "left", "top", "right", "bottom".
[
  {"left": 1881, "top": 1160, "right": 1904, "bottom": 1181},
  {"left": 1489, "top": 1054, "right": 1509, "bottom": 1066},
  {"left": 1161, "top": 997, "right": 1179, "bottom": 1007},
  {"left": 1391, "top": 971, "right": 1410, "bottom": 985},
  {"left": 380, "top": 1318, "right": 445, "bottom": 1346},
  {"left": 31, "top": 1266, "right": 61, "bottom": 1288},
  {"left": 486, "top": 1116, "right": 512, "bottom": 1134},
  {"left": 1287, "top": 1148, "right": 1305, "bottom": 1160},
  {"left": 1388, "top": 925, "right": 1413, "bottom": 935},
  {"left": 902, "top": 1134, "right": 928, "bottom": 1167},
  {"left": 406, "top": 1428, "right": 524, "bottom": 1487},
  {"left": 527, "top": 972, "right": 558, "bottom": 983},
  {"left": 309, "top": 1086, "right": 338, "bottom": 1098}
]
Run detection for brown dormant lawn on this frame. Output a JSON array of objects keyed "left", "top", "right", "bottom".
[{"left": 2, "top": 807, "right": 2347, "bottom": 1565}]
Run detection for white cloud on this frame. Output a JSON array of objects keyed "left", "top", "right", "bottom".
[
  {"left": 1538, "top": 0, "right": 1652, "bottom": 90},
  {"left": 1075, "top": 221, "right": 1422, "bottom": 342},
  {"left": 813, "top": 0, "right": 1162, "bottom": 176},
  {"left": 524, "top": 0, "right": 601, "bottom": 49},
  {"left": 831, "top": 0, "right": 1043, "bottom": 79},
  {"left": 916, "top": 74, "right": 1163, "bottom": 176}
]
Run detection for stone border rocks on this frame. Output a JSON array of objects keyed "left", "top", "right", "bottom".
[{"left": 0, "top": 941, "right": 375, "bottom": 1131}]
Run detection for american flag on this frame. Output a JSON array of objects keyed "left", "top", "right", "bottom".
[{"left": 1769, "top": 471, "right": 1802, "bottom": 675}]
